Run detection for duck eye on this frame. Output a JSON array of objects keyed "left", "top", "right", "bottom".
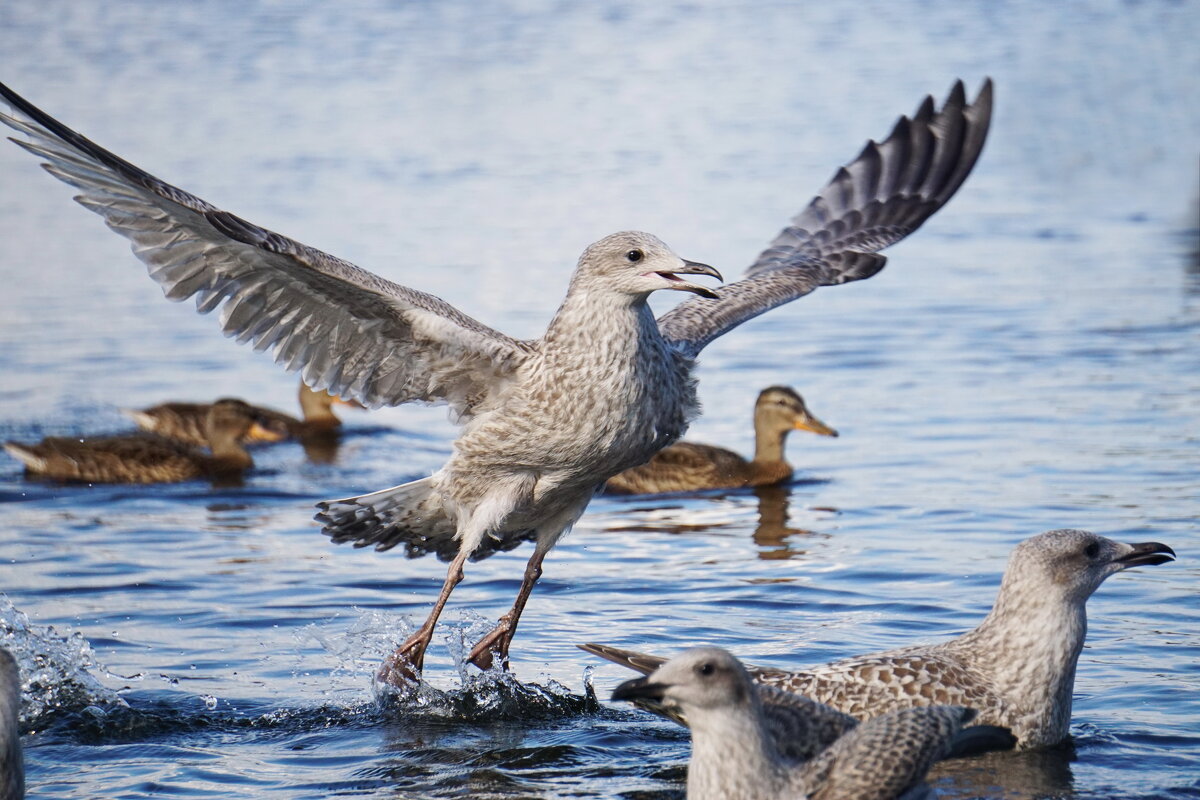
[
  {"left": 626, "top": 249, "right": 644, "bottom": 263},
  {"left": 695, "top": 662, "right": 714, "bottom": 676},
  {"left": 1084, "top": 542, "right": 1100, "bottom": 558}
]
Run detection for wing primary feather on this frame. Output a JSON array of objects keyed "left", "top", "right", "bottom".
[
  {"left": 1, "top": 81, "right": 531, "bottom": 417},
  {"left": 657, "top": 78, "right": 992, "bottom": 358}
]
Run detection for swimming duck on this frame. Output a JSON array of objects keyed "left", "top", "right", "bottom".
[
  {"left": 604, "top": 386, "right": 837, "bottom": 494},
  {"left": 4, "top": 398, "right": 281, "bottom": 484},
  {"left": 124, "top": 381, "right": 362, "bottom": 446}
]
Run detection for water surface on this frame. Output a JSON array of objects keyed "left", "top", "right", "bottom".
[{"left": 1, "top": 2, "right": 1198, "bottom": 798}]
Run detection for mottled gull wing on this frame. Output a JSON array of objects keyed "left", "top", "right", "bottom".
[
  {"left": 750, "top": 650, "right": 1010, "bottom": 723},
  {"left": 0, "top": 83, "right": 531, "bottom": 416},
  {"left": 799, "top": 705, "right": 974, "bottom": 800},
  {"left": 658, "top": 78, "right": 993, "bottom": 359},
  {"left": 755, "top": 684, "right": 860, "bottom": 763}
]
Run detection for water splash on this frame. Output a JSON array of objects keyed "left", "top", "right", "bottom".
[
  {"left": 0, "top": 595, "right": 126, "bottom": 730},
  {"left": 301, "top": 608, "right": 597, "bottom": 722}
]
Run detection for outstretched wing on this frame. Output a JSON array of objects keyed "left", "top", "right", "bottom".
[
  {"left": 658, "top": 79, "right": 993, "bottom": 359},
  {"left": 0, "top": 83, "right": 532, "bottom": 417}
]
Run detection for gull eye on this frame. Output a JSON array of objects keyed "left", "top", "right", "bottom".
[
  {"left": 1084, "top": 542, "right": 1100, "bottom": 559},
  {"left": 695, "top": 662, "right": 715, "bottom": 677},
  {"left": 626, "top": 249, "right": 644, "bottom": 263}
]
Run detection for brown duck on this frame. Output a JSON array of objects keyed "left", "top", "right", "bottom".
[
  {"left": 604, "top": 386, "right": 836, "bottom": 494},
  {"left": 4, "top": 398, "right": 282, "bottom": 484},
  {"left": 123, "top": 381, "right": 362, "bottom": 446}
]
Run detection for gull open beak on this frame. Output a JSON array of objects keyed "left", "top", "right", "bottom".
[
  {"left": 1114, "top": 541, "right": 1176, "bottom": 568},
  {"left": 795, "top": 411, "right": 838, "bottom": 437},
  {"left": 651, "top": 259, "right": 723, "bottom": 299},
  {"left": 611, "top": 676, "right": 669, "bottom": 702}
]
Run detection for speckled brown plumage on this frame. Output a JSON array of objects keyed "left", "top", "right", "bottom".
[
  {"left": 612, "top": 647, "right": 976, "bottom": 800},
  {"left": 584, "top": 529, "right": 1176, "bottom": 749},
  {"left": 1, "top": 78, "right": 992, "bottom": 681},
  {"left": 126, "top": 381, "right": 359, "bottom": 446},
  {"left": 4, "top": 398, "right": 276, "bottom": 484},
  {"left": 605, "top": 386, "right": 836, "bottom": 494}
]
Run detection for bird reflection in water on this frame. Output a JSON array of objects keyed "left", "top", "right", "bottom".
[
  {"left": 929, "top": 741, "right": 1076, "bottom": 799},
  {"left": 601, "top": 484, "right": 832, "bottom": 563},
  {"left": 750, "top": 484, "right": 831, "bottom": 561}
]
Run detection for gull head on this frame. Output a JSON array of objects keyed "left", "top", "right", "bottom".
[
  {"left": 611, "top": 646, "right": 753, "bottom": 716},
  {"left": 756, "top": 386, "right": 838, "bottom": 438},
  {"left": 1007, "top": 529, "right": 1175, "bottom": 602},
  {"left": 576, "top": 231, "right": 722, "bottom": 300}
]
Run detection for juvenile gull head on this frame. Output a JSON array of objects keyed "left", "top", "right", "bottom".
[
  {"left": 993, "top": 528, "right": 1175, "bottom": 604},
  {"left": 585, "top": 529, "right": 1175, "bottom": 749},
  {"left": 613, "top": 646, "right": 758, "bottom": 715},
  {"left": 612, "top": 646, "right": 978, "bottom": 800},
  {"left": 570, "top": 231, "right": 722, "bottom": 300}
]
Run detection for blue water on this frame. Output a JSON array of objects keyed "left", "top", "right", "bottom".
[{"left": 1, "top": 2, "right": 1198, "bottom": 797}]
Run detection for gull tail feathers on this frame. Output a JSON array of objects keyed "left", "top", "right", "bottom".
[
  {"left": 578, "top": 643, "right": 667, "bottom": 676},
  {"left": 317, "top": 478, "right": 459, "bottom": 556},
  {"left": 316, "top": 478, "right": 538, "bottom": 562}
]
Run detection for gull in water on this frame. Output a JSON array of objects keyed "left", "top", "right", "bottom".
[
  {"left": 0, "top": 78, "right": 991, "bottom": 684},
  {"left": 612, "top": 646, "right": 979, "bottom": 800},
  {"left": 584, "top": 529, "right": 1176, "bottom": 748},
  {"left": 604, "top": 385, "right": 837, "bottom": 494},
  {"left": 0, "top": 649, "right": 23, "bottom": 800}
]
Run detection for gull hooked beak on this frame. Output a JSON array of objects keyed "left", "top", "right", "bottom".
[
  {"left": 1113, "top": 541, "right": 1175, "bottom": 568},
  {"left": 649, "top": 259, "right": 723, "bottom": 299},
  {"left": 611, "top": 675, "right": 670, "bottom": 702}
]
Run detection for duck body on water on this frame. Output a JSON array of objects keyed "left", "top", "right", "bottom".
[
  {"left": 605, "top": 385, "right": 837, "bottom": 494},
  {"left": 3, "top": 398, "right": 283, "bottom": 485}
]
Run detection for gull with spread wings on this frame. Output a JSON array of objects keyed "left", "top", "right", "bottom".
[{"left": 0, "top": 78, "right": 992, "bottom": 685}]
